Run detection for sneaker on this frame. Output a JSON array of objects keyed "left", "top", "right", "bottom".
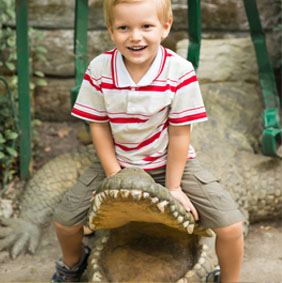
[
  {"left": 51, "top": 246, "right": 91, "bottom": 282},
  {"left": 206, "top": 268, "right": 221, "bottom": 283}
]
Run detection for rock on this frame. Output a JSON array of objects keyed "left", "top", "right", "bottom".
[
  {"left": 33, "top": 30, "right": 115, "bottom": 77},
  {"left": 26, "top": 0, "right": 280, "bottom": 32},
  {"left": 34, "top": 78, "right": 76, "bottom": 121},
  {"left": 177, "top": 37, "right": 259, "bottom": 83}
]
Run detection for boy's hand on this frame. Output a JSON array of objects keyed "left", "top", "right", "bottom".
[
  {"left": 169, "top": 187, "right": 199, "bottom": 221},
  {"left": 90, "top": 191, "right": 96, "bottom": 203}
]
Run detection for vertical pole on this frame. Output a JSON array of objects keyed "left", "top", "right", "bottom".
[
  {"left": 243, "top": 0, "right": 281, "bottom": 157},
  {"left": 187, "top": 0, "right": 201, "bottom": 71},
  {"left": 71, "top": 0, "right": 89, "bottom": 108},
  {"left": 74, "top": 0, "right": 89, "bottom": 87},
  {"left": 16, "top": 0, "right": 31, "bottom": 179}
]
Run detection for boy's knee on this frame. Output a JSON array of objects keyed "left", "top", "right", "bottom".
[
  {"left": 54, "top": 220, "right": 84, "bottom": 235},
  {"left": 213, "top": 221, "right": 243, "bottom": 240}
]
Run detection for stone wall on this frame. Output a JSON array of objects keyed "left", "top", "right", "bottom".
[{"left": 2, "top": 0, "right": 281, "bottom": 121}]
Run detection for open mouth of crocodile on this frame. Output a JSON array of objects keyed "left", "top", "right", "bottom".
[{"left": 87, "top": 167, "right": 216, "bottom": 282}]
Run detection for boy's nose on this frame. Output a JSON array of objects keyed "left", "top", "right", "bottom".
[{"left": 130, "top": 29, "right": 142, "bottom": 41}]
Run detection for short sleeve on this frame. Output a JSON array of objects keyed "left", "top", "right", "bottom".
[
  {"left": 168, "top": 64, "right": 207, "bottom": 126},
  {"left": 71, "top": 60, "right": 109, "bottom": 123}
]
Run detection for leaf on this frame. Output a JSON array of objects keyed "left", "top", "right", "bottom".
[
  {"left": 34, "top": 70, "right": 45, "bottom": 78},
  {"left": 7, "top": 36, "right": 15, "bottom": 47},
  {"left": 35, "top": 53, "right": 46, "bottom": 61},
  {"left": 0, "top": 152, "right": 6, "bottom": 160},
  {"left": 6, "top": 147, "right": 18, "bottom": 157},
  {"left": 0, "top": 133, "right": 6, "bottom": 143},
  {"left": 5, "top": 131, "right": 18, "bottom": 140},
  {"left": 5, "top": 61, "right": 15, "bottom": 71},
  {"left": 35, "top": 45, "right": 47, "bottom": 53},
  {"left": 30, "top": 82, "right": 36, "bottom": 90},
  {"left": 36, "top": 79, "right": 47, "bottom": 87}
]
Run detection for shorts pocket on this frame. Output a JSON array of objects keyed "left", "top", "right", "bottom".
[
  {"left": 194, "top": 171, "right": 237, "bottom": 211},
  {"left": 79, "top": 168, "right": 99, "bottom": 186},
  {"left": 66, "top": 168, "right": 101, "bottom": 210}
]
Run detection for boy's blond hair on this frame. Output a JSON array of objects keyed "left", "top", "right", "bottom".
[{"left": 104, "top": 0, "right": 173, "bottom": 26}]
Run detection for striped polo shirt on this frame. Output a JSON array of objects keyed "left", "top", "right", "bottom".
[{"left": 72, "top": 46, "right": 207, "bottom": 170}]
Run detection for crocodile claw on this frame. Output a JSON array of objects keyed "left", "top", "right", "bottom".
[{"left": 0, "top": 217, "right": 41, "bottom": 259}]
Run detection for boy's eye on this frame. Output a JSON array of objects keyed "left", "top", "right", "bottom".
[
  {"left": 143, "top": 24, "right": 151, "bottom": 29},
  {"left": 118, "top": 26, "right": 128, "bottom": 31}
]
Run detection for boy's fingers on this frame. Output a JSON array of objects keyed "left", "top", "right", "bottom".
[
  {"left": 191, "top": 207, "right": 199, "bottom": 221},
  {"left": 184, "top": 198, "right": 199, "bottom": 221},
  {"left": 89, "top": 191, "right": 96, "bottom": 203}
]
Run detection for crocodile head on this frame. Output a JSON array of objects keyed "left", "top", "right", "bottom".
[{"left": 87, "top": 167, "right": 216, "bottom": 282}]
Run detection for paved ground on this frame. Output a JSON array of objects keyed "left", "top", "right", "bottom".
[{"left": 0, "top": 220, "right": 281, "bottom": 283}]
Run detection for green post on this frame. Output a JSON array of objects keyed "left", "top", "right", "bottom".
[
  {"left": 243, "top": 0, "right": 281, "bottom": 157},
  {"left": 74, "top": 0, "right": 89, "bottom": 87},
  {"left": 71, "top": 0, "right": 89, "bottom": 107},
  {"left": 187, "top": 0, "right": 201, "bottom": 71},
  {"left": 16, "top": 0, "right": 31, "bottom": 179},
  {"left": 71, "top": 0, "right": 89, "bottom": 132}
]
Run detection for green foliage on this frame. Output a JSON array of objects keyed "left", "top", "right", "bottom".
[
  {"left": 0, "top": 0, "right": 47, "bottom": 188},
  {"left": 0, "top": 88, "right": 18, "bottom": 184}
]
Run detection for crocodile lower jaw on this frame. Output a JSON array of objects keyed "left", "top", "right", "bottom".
[{"left": 88, "top": 167, "right": 213, "bottom": 237}]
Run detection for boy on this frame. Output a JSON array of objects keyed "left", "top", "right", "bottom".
[{"left": 51, "top": 0, "right": 244, "bottom": 282}]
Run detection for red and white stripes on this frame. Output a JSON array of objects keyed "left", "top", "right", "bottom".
[{"left": 71, "top": 46, "right": 207, "bottom": 170}]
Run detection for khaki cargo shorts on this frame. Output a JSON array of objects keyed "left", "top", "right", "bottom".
[{"left": 54, "top": 159, "right": 243, "bottom": 229}]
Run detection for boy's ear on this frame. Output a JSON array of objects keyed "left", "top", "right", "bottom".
[
  {"left": 161, "top": 17, "right": 173, "bottom": 40},
  {"left": 107, "top": 24, "right": 115, "bottom": 41}
]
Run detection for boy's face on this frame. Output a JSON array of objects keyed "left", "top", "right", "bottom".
[{"left": 107, "top": 0, "right": 172, "bottom": 75}]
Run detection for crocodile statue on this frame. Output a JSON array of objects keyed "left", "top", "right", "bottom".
[{"left": 0, "top": 82, "right": 281, "bottom": 282}]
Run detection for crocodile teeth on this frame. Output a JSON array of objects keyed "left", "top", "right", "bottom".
[
  {"left": 156, "top": 200, "right": 169, "bottom": 213},
  {"left": 183, "top": 220, "right": 189, "bottom": 228},
  {"left": 95, "top": 245, "right": 104, "bottom": 251},
  {"left": 101, "top": 236, "right": 109, "bottom": 244},
  {"left": 100, "top": 192, "right": 107, "bottom": 201},
  {"left": 89, "top": 223, "right": 96, "bottom": 230},
  {"left": 120, "top": 189, "right": 130, "bottom": 198},
  {"left": 143, "top": 192, "right": 150, "bottom": 199},
  {"left": 92, "top": 203, "right": 97, "bottom": 212},
  {"left": 90, "top": 258, "right": 98, "bottom": 265},
  {"left": 97, "top": 193, "right": 104, "bottom": 202},
  {"left": 92, "top": 271, "right": 103, "bottom": 282},
  {"left": 187, "top": 224, "right": 194, "bottom": 234},
  {"left": 131, "top": 190, "right": 142, "bottom": 201},
  {"left": 170, "top": 205, "right": 176, "bottom": 212},
  {"left": 151, "top": 197, "right": 159, "bottom": 204},
  {"left": 177, "top": 215, "right": 184, "bottom": 224},
  {"left": 173, "top": 211, "right": 179, "bottom": 218},
  {"left": 94, "top": 201, "right": 101, "bottom": 212},
  {"left": 205, "top": 228, "right": 214, "bottom": 237},
  {"left": 95, "top": 197, "right": 101, "bottom": 208},
  {"left": 109, "top": 190, "right": 119, "bottom": 199},
  {"left": 199, "top": 257, "right": 205, "bottom": 265}
]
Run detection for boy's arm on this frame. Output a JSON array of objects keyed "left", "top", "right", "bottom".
[
  {"left": 165, "top": 124, "right": 199, "bottom": 220},
  {"left": 89, "top": 122, "right": 121, "bottom": 177}
]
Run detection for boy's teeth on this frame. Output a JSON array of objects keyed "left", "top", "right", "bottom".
[{"left": 129, "top": 46, "right": 146, "bottom": 51}]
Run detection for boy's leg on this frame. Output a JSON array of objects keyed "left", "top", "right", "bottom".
[
  {"left": 54, "top": 221, "right": 85, "bottom": 267},
  {"left": 179, "top": 159, "right": 244, "bottom": 282},
  {"left": 52, "top": 161, "right": 106, "bottom": 281},
  {"left": 213, "top": 221, "right": 244, "bottom": 282}
]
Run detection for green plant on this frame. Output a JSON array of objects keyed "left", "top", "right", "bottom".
[
  {"left": 0, "top": 0, "right": 47, "bottom": 191},
  {"left": 0, "top": 81, "right": 19, "bottom": 185}
]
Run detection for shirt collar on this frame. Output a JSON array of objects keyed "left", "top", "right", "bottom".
[{"left": 112, "top": 46, "right": 167, "bottom": 88}]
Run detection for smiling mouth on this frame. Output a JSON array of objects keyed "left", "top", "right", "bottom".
[{"left": 128, "top": 46, "right": 147, "bottom": 51}]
